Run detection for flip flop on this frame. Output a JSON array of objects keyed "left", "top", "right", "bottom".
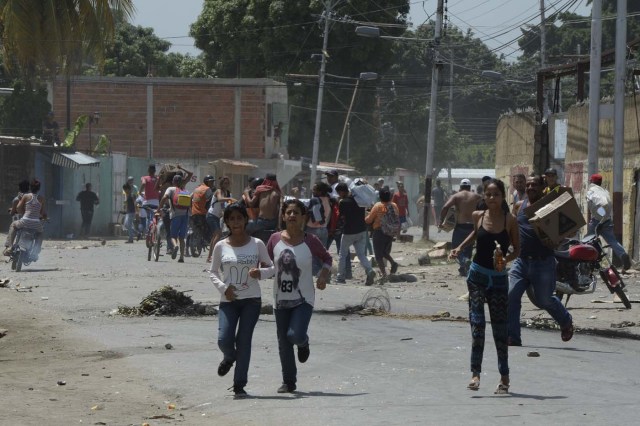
[{"left": 494, "top": 383, "right": 510, "bottom": 394}]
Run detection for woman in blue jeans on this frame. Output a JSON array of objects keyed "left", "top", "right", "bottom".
[
  {"left": 209, "top": 203, "right": 274, "bottom": 397},
  {"left": 450, "top": 179, "right": 519, "bottom": 395},
  {"left": 267, "top": 199, "right": 332, "bottom": 393}
]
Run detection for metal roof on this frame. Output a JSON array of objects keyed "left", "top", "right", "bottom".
[
  {"left": 52, "top": 152, "right": 100, "bottom": 168},
  {"left": 437, "top": 168, "right": 496, "bottom": 179}
]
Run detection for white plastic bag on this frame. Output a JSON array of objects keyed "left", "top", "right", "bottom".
[{"left": 351, "top": 184, "right": 376, "bottom": 208}]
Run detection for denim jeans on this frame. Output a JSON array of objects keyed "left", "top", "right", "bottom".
[
  {"left": 305, "top": 226, "right": 328, "bottom": 276},
  {"left": 248, "top": 218, "right": 278, "bottom": 235},
  {"left": 123, "top": 212, "right": 136, "bottom": 241},
  {"left": 588, "top": 219, "right": 627, "bottom": 259},
  {"left": 274, "top": 302, "right": 314, "bottom": 386},
  {"left": 508, "top": 257, "right": 572, "bottom": 343},
  {"left": 338, "top": 231, "right": 372, "bottom": 280},
  {"left": 217, "top": 297, "right": 261, "bottom": 387}
]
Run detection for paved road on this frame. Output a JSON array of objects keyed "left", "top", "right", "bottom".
[{"left": 1, "top": 234, "right": 639, "bottom": 425}]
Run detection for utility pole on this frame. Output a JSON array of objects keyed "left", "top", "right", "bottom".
[
  {"left": 448, "top": 50, "right": 454, "bottom": 119},
  {"left": 540, "top": 0, "right": 549, "bottom": 119},
  {"left": 422, "top": 0, "right": 444, "bottom": 240},
  {"left": 587, "top": 0, "right": 603, "bottom": 177},
  {"left": 310, "top": 1, "right": 334, "bottom": 187},
  {"left": 613, "top": 0, "right": 627, "bottom": 256}
]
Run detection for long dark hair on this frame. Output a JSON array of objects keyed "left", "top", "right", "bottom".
[{"left": 223, "top": 203, "right": 249, "bottom": 231}]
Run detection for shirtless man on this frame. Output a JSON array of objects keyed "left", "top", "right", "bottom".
[
  {"left": 440, "top": 178, "right": 482, "bottom": 276},
  {"left": 248, "top": 173, "right": 282, "bottom": 237}
]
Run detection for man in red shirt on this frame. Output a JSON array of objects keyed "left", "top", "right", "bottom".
[
  {"left": 392, "top": 181, "right": 409, "bottom": 232},
  {"left": 141, "top": 164, "right": 160, "bottom": 209}
]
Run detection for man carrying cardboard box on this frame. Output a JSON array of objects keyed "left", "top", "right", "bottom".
[
  {"left": 508, "top": 174, "right": 574, "bottom": 346},
  {"left": 586, "top": 174, "right": 631, "bottom": 272}
]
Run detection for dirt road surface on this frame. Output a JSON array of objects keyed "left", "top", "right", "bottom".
[{"left": 1, "top": 226, "right": 638, "bottom": 424}]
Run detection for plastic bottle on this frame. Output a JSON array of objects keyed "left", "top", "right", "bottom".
[{"left": 493, "top": 241, "right": 506, "bottom": 272}]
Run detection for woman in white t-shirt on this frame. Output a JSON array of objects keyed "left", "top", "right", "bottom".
[
  {"left": 267, "top": 199, "right": 332, "bottom": 394},
  {"left": 210, "top": 203, "right": 274, "bottom": 398}
]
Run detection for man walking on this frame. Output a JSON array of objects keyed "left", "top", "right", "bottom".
[
  {"left": 439, "top": 179, "right": 481, "bottom": 276},
  {"left": 508, "top": 174, "right": 574, "bottom": 346},
  {"left": 431, "top": 179, "right": 446, "bottom": 226},
  {"left": 76, "top": 183, "right": 99, "bottom": 237},
  {"left": 335, "top": 183, "right": 376, "bottom": 285},
  {"left": 586, "top": 173, "right": 631, "bottom": 272},
  {"left": 122, "top": 183, "right": 138, "bottom": 243},
  {"left": 158, "top": 174, "right": 190, "bottom": 263},
  {"left": 511, "top": 173, "right": 526, "bottom": 206}
]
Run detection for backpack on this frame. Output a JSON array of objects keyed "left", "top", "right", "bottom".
[
  {"left": 172, "top": 188, "right": 191, "bottom": 209},
  {"left": 380, "top": 203, "right": 401, "bottom": 237}
]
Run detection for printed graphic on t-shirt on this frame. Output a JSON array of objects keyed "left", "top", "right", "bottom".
[
  {"left": 222, "top": 252, "right": 259, "bottom": 292},
  {"left": 276, "top": 248, "right": 301, "bottom": 293}
]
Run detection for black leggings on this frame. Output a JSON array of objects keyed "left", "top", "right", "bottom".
[{"left": 372, "top": 229, "right": 394, "bottom": 271}]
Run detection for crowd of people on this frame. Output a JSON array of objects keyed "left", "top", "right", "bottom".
[{"left": 3, "top": 166, "right": 633, "bottom": 398}]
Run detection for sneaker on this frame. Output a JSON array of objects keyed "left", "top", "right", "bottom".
[
  {"left": 622, "top": 253, "right": 631, "bottom": 271},
  {"left": 233, "top": 384, "right": 248, "bottom": 398},
  {"left": 508, "top": 337, "right": 522, "bottom": 347},
  {"left": 561, "top": 321, "right": 574, "bottom": 342},
  {"left": 178, "top": 257, "right": 184, "bottom": 263},
  {"left": 365, "top": 270, "right": 376, "bottom": 286},
  {"left": 277, "top": 382, "right": 297, "bottom": 393},
  {"left": 218, "top": 360, "right": 233, "bottom": 377},
  {"left": 390, "top": 261, "right": 399, "bottom": 274},
  {"left": 171, "top": 246, "right": 179, "bottom": 259},
  {"left": 297, "top": 344, "right": 310, "bottom": 363}
]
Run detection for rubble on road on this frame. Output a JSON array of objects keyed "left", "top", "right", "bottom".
[{"left": 115, "top": 285, "right": 217, "bottom": 316}]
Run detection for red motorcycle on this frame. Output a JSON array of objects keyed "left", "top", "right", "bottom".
[{"left": 528, "top": 232, "right": 632, "bottom": 309}]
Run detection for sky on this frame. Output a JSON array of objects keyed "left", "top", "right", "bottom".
[{"left": 131, "top": 0, "right": 592, "bottom": 61}]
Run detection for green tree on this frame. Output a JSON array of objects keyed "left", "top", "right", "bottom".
[
  {"left": 0, "top": 81, "right": 50, "bottom": 137},
  {"left": 0, "top": 0, "right": 135, "bottom": 83}
]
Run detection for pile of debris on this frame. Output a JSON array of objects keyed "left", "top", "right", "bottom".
[{"left": 116, "top": 285, "right": 216, "bottom": 316}]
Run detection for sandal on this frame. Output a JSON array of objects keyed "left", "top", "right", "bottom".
[
  {"left": 467, "top": 377, "right": 480, "bottom": 391},
  {"left": 494, "top": 383, "right": 509, "bottom": 395}
]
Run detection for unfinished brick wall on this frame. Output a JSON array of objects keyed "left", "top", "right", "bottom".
[{"left": 51, "top": 77, "right": 269, "bottom": 161}]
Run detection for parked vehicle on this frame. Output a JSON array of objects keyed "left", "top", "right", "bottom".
[
  {"left": 527, "top": 230, "right": 631, "bottom": 309},
  {"left": 9, "top": 227, "right": 42, "bottom": 272}
]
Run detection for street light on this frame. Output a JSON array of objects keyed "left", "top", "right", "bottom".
[
  {"left": 355, "top": 7, "right": 444, "bottom": 242},
  {"left": 334, "top": 72, "right": 378, "bottom": 164}
]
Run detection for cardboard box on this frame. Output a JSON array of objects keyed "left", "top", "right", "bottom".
[{"left": 525, "top": 189, "right": 586, "bottom": 245}]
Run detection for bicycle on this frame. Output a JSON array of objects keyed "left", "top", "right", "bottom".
[{"left": 143, "top": 206, "right": 164, "bottom": 262}]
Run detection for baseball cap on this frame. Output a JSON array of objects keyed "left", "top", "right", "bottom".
[
  {"left": 324, "top": 169, "right": 339, "bottom": 177},
  {"left": 590, "top": 173, "right": 603, "bottom": 184},
  {"left": 544, "top": 168, "right": 557, "bottom": 175},
  {"left": 460, "top": 178, "right": 471, "bottom": 186},
  {"left": 127, "top": 176, "right": 134, "bottom": 181}
]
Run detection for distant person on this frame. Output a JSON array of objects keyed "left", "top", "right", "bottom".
[
  {"left": 206, "top": 176, "right": 235, "bottom": 263},
  {"left": 290, "top": 178, "right": 307, "bottom": 199},
  {"left": 365, "top": 187, "right": 400, "bottom": 278},
  {"left": 511, "top": 173, "right": 526, "bottom": 206},
  {"left": 324, "top": 170, "right": 340, "bottom": 199},
  {"left": 440, "top": 179, "right": 481, "bottom": 276},
  {"left": 76, "top": 183, "right": 100, "bottom": 237},
  {"left": 42, "top": 111, "right": 60, "bottom": 146},
  {"left": 141, "top": 164, "right": 160, "bottom": 209},
  {"left": 431, "top": 179, "right": 446, "bottom": 225},
  {"left": 542, "top": 168, "right": 566, "bottom": 194},
  {"left": 305, "top": 182, "right": 332, "bottom": 276},
  {"left": 122, "top": 183, "right": 138, "bottom": 243},
  {"left": 4, "top": 179, "right": 47, "bottom": 257},
  {"left": 335, "top": 182, "right": 376, "bottom": 285},
  {"left": 247, "top": 173, "right": 282, "bottom": 236},
  {"left": 586, "top": 174, "right": 631, "bottom": 272},
  {"left": 392, "top": 181, "right": 409, "bottom": 232},
  {"left": 9, "top": 180, "right": 30, "bottom": 221},
  {"left": 158, "top": 174, "right": 190, "bottom": 263}
]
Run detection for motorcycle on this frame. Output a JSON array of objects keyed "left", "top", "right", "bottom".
[
  {"left": 527, "top": 231, "right": 632, "bottom": 310},
  {"left": 9, "top": 227, "right": 42, "bottom": 272}
]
